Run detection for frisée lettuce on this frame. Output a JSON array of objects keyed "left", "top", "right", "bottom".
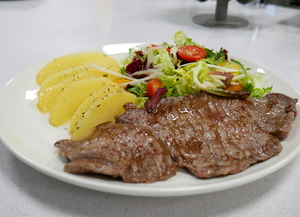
[{"left": 116, "top": 31, "right": 272, "bottom": 108}]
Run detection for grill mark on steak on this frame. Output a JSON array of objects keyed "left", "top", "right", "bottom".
[{"left": 115, "top": 91, "right": 297, "bottom": 179}]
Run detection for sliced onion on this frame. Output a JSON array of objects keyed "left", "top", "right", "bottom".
[
  {"left": 89, "top": 63, "right": 137, "bottom": 81},
  {"left": 145, "top": 45, "right": 154, "bottom": 68},
  {"left": 232, "top": 74, "right": 245, "bottom": 80},
  {"left": 121, "top": 71, "right": 164, "bottom": 86},
  {"left": 207, "top": 64, "right": 240, "bottom": 72}
]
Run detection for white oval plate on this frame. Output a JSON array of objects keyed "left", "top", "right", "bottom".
[{"left": 0, "top": 44, "right": 299, "bottom": 197}]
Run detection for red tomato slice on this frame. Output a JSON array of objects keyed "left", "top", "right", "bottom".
[
  {"left": 146, "top": 78, "right": 163, "bottom": 98},
  {"left": 178, "top": 45, "right": 206, "bottom": 62}
]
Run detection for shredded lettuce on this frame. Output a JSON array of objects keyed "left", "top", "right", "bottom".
[
  {"left": 173, "top": 30, "right": 196, "bottom": 47},
  {"left": 161, "top": 67, "right": 196, "bottom": 97},
  {"left": 126, "top": 83, "right": 148, "bottom": 108},
  {"left": 247, "top": 86, "right": 273, "bottom": 98},
  {"left": 154, "top": 48, "right": 175, "bottom": 75},
  {"left": 126, "top": 83, "right": 146, "bottom": 97},
  {"left": 231, "top": 59, "right": 273, "bottom": 97},
  {"left": 135, "top": 97, "right": 149, "bottom": 108},
  {"left": 204, "top": 48, "right": 227, "bottom": 65}
]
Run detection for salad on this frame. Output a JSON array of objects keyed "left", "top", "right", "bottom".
[{"left": 95, "top": 31, "right": 272, "bottom": 110}]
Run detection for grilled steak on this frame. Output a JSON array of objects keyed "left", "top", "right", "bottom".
[
  {"left": 55, "top": 122, "right": 178, "bottom": 183},
  {"left": 116, "top": 91, "right": 298, "bottom": 178},
  {"left": 55, "top": 91, "right": 297, "bottom": 182}
]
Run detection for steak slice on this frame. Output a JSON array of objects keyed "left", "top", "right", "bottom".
[
  {"left": 55, "top": 122, "right": 178, "bottom": 183},
  {"left": 116, "top": 91, "right": 298, "bottom": 178}
]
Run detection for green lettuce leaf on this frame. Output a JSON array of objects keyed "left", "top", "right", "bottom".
[
  {"left": 154, "top": 48, "right": 175, "bottom": 75},
  {"left": 231, "top": 59, "right": 273, "bottom": 97},
  {"left": 173, "top": 31, "right": 196, "bottom": 47}
]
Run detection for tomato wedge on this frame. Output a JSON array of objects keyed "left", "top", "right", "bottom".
[
  {"left": 146, "top": 78, "right": 163, "bottom": 98},
  {"left": 178, "top": 45, "right": 206, "bottom": 62}
]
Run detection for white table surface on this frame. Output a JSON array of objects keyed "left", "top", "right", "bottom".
[{"left": 1, "top": 0, "right": 300, "bottom": 216}]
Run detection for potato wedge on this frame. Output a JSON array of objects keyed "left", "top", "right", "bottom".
[
  {"left": 37, "top": 70, "right": 113, "bottom": 113},
  {"left": 39, "top": 64, "right": 118, "bottom": 91},
  {"left": 70, "top": 90, "right": 137, "bottom": 140},
  {"left": 49, "top": 77, "right": 116, "bottom": 127},
  {"left": 69, "top": 85, "right": 124, "bottom": 133},
  {"left": 37, "top": 52, "right": 120, "bottom": 85}
]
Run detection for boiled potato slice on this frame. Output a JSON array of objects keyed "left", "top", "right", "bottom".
[
  {"left": 69, "top": 85, "right": 124, "bottom": 133},
  {"left": 39, "top": 64, "right": 118, "bottom": 91},
  {"left": 70, "top": 90, "right": 137, "bottom": 140},
  {"left": 38, "top": 78, "right": 75, "bottom": 114},
  {"left": 37, "top": 52, "right": 120, "bottom": 85},
  {"left": 49, "top": 77, "right": 116, "bottom": 127},
  {"left": 37, "top": 70, "right": 113, "bottom": 113}
]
